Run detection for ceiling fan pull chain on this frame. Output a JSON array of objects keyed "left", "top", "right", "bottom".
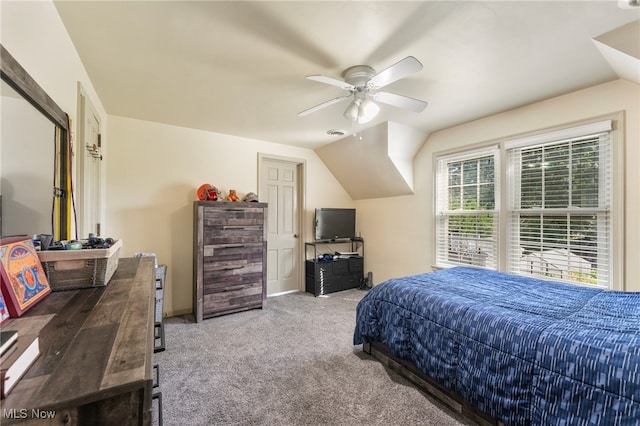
[{"left": 351, "top": 120, "right": 363, "bottom": 141}]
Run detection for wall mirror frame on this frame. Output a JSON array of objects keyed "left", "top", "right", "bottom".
[{"left": 1, "top": 44, "right": 71, "bottom": 240}]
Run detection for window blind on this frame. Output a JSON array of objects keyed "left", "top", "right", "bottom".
[
  {"left": 435, "top": 148, "right": 498, "bottom": 269},
  {"left": 507, "top": 131, "right": 612, "bottom": 287}
]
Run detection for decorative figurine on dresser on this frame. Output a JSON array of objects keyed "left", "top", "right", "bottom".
[{"left": 192, "top": 201, "right": 268, "bottom": 322}]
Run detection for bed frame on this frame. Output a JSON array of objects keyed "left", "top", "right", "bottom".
[{"left": 363, "top": 341, "right": 503, "bottom": 426}]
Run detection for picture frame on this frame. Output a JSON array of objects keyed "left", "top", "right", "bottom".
[
  {"left": 0, "top": 236, "right": 51, "bottom": 318},
  {"left": 0, "top": 289, "right": 9, "bottom": 325}
]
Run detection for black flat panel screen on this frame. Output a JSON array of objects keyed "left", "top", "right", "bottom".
[{"left": 314, "top": 208, "right": 356, "bottom": 240}]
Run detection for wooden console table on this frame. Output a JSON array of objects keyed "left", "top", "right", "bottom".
[{"left": 0, "top": 257, "right": 155, "bottom": 425}]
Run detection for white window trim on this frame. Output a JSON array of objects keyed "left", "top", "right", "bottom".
[
  {"left": 435, "top": 146, "right": 500, "bottom": 270},
  {"left": 434, "top": 117, "right": 624, "bottom": 290},
  {"left": 503, "top": 120, "right": 612, "bottom": 150}
]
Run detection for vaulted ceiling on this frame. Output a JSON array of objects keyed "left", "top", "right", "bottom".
[{"left": 53, "top": 1, "right": 640, "bottom": 149}]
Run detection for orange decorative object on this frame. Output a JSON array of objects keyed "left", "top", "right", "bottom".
[{"left": 197, "top": 184, "right": 218, "bottom": 201}]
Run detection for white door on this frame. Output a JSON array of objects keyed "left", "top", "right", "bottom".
[
  {"left": 77, "top": 86, "right": 102, "bottom": 237},
  {"left": 260, "top": 157, "right": 301, "bottom": 295}
]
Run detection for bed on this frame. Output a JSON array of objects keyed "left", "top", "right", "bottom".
[{"left": 353, "top": 267, "right": 640, "bottom": 425}]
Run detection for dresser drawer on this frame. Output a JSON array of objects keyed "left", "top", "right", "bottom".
[
  {"left": 333, "top": 259, "right": 349, "bottom": 274},
  {"left": 203, "top": 242, "right": 264, "bottom": 262},
  {"left": 203, "top": 226, "right": 264, "bottom": 244},
  {"left": 203, "top": 206, "right": 264, "bottom": 225},
  {"left": 203, "top": 282, "right": 263, "bottom": 318},
  {"left": 203, "top": 262, "right": 263, "bottom": 293}
]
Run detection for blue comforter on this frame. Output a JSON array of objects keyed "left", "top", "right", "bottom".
[{"left": 353, "top": 267, "right": 640, "bottom": 425}]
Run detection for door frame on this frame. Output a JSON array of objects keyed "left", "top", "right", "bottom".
[
  {"left": 258, "top": 153, "right": 306, "bottom": 292},
  {"left": 75, "top": 82, "right": 103, "bottom": 237}
]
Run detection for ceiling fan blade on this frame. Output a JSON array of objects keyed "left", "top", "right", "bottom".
[
  {"left": 374, "top": 91, "right": 428, "bottom": 113},
  {"left": 298, "top": 96, "right": 349, "bottom": 117},
  {"left": 306, "top": 75, "right": 355, "bottom": 91},
  {"left": 367, "top": 56, "right": 423, "bottom": 89}
]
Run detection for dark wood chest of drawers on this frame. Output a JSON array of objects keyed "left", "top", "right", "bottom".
[{"left": 193, "top": 201, "right": 267, "bottom": 322}]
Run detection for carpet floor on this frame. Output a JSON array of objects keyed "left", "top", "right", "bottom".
[{"left": 153, "top": 289, "right": 473, "bottom": 426}]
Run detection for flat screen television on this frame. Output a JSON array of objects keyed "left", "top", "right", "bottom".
[{"left": 314, "top": 208, "right": 356, "bottom": 241}]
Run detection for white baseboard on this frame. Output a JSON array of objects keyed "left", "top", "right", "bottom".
[{"left": 267, "top": 289, "right": 301, "bottom": 298}]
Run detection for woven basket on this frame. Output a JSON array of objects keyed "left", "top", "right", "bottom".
[{"left": 37, "top": 240, "right": 122, "bottom": 291}]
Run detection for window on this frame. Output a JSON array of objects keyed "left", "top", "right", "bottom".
[
  {"left": 435, "top": 121, "right": 613, "bottom": 288},
  {"left": 435, "top": 147, "right": 498, "bottom": 269},
  {"left": 506, "top": 122, "right": 612, "bottom": 287}
]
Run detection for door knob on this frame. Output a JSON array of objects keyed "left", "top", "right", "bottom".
[{"left": 294, "top": 234, "right": 299, "bottom": 238}]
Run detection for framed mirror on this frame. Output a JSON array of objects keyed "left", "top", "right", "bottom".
[{"left": 1, "top": 44, "right": 71, "bottom": 240}]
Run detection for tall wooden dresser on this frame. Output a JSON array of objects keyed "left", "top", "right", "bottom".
[{"left": 193, "top": 201, "right": 268, "bottom": 322}]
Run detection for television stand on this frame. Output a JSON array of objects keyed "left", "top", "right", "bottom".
[{"left": 304, "top": 238, "right": 364, "bottom": 296}]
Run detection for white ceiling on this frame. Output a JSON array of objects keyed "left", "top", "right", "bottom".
[{"left": 53, "top": 1, "right": 640, "bottom": 149}]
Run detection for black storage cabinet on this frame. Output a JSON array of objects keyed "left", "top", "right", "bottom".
[{"left": 304, "top": 239, "right": 364, "bottom": 296}]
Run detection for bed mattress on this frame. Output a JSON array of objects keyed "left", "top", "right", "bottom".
[{"left": 353, "top": 267, "right": 640, "bottom": 425}]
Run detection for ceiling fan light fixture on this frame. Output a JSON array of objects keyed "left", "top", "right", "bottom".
[
  {"left": 301, "top": 56, "right": 426, "bottom": 125},
  {"left": 343, "top": 100, "right": 360, "bottom": 121},
  {"left": 357, "top": 98, "right": 380, "bottom": 124}
]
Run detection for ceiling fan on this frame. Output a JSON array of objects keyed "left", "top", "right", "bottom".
[{"left": 298, "top": 56, "right": 428, "bottom": 124}]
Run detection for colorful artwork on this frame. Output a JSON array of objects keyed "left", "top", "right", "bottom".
[
  {"left": 0, "top": 290, "right": 9, "bottom": 325},
  {"left": 0, "top": 237, "right": 51, "bottom": 318}
]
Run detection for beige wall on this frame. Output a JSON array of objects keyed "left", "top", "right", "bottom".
[
  {"left": 0, "top": 0, "right": 106, "bottom": 119},
  {"left": 0, "top": 0, "right": 107, "bottom": 137},
  {"left": 0, "top": 0, "right": 108, "bottom": 233},
  {"left": 106, "top": 115, "right": 354, "bottom": 316},
  {"left": 358, "top": 79, "right": 640, "bottom": 291}
]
